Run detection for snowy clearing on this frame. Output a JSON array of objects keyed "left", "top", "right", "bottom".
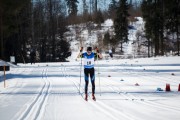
[{"left": 0, "top": 56, "right": 180, "bottom": 120}]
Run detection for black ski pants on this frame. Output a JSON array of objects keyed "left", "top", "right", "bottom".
[{"left": 84, "top": 68, "right": 95, "bottom": 94}]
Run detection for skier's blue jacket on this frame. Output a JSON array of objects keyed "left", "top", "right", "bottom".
[{"left": 81, "top": 52, "right": 97, "bottom": 69}]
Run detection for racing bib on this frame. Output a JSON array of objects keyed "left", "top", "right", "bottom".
[{"left": 84, "top": 58, "right": 94, "bottom": 66}]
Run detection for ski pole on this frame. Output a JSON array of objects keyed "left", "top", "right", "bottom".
[
  {"left": 79, "top": 47, "right": 83, "bottom": 94},
  {"left": 96, "top": 47, "right": 101, "bottom": 96}
]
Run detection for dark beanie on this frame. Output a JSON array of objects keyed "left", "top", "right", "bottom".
[{"left": 87, "top": 47, "right": 92, "bottom": 51}]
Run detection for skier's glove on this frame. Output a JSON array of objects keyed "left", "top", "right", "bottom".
[
  {"left": 80, "top": 47, "right": 83, "bottom": 52},
  {"left": 96, "top": 47, "right": 99, "bottom": 53}
]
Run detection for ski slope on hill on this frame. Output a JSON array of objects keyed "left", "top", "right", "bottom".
[
  {"left": 0, "top": 56, "right": 180, "bottom": 120},
  {"left": 67, "top": 17, "right": 145, "bottom": 60}
]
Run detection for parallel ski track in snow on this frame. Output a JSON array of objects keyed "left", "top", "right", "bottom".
[
  {"left": 90, "top": 63, "right": 180, "bottom": 114},
  {"left": 107, "top": 64, "right": 180, "bottom": 94},
  {"left": 61, "top": 65, "right": 141, "bottom": 120},
  {"left": 18, "top": 67, "right": 51, "bottom": 120},
  {"left": 102, "top": 77, "right": 180, "bottom": 113},
  {"left": 59, "top": 65, "right": 84, "bottom": 99},
  {"left": 129, "top": 70, "right": 179, "bottom": 85},
  {"left": 113, "top": 64, "right": 180, "bottom": 85}
]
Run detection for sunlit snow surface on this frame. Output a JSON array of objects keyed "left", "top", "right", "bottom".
[{"left": 0, "top": 56, "right": 180, "bottom": 120}]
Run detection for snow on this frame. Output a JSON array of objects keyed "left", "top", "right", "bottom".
[
  {"left": 0, "top": 60, "right": 9, "bottom": 66},
  {"left": 0, "top": 56, "right": 180, "bottom": 120},
  {"left": 102, "top": 19, "right": 113, "bottom": 27}
]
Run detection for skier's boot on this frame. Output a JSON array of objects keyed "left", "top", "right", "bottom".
[
  {"left": 92, "top": 94, "right": 96, "bottom": 101},
  {"left": 85, "top": 94, "right": 88, "bottom": 101}
]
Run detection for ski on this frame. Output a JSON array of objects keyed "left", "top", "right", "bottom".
[
  {"left": 84, "top": 97, "right": 96, "bottom": 101},
  {"left": 92, "top": 94, "right": 96, "bottom": 101},
  {"left": 84, "top": 94, "right": 96, "bottom": 101},
  {"left": 84, "top": 94, "right": 88, "bottom": 101},
  {"left": 92, "top": 97, "right": 96, "bottom": 101},
  {"left": 84, "top": 98, "right": 88, "bottom": 101}
]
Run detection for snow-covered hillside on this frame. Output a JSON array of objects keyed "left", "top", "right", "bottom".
[
  {"left": 127, "top": 17, "right": 145, "bottom": 55},
  {"left": 66, "top": 17, "right": 145, "bottom": 61},
  {"left": 66, "top": 19, "right": 114, "bottom": 52}
]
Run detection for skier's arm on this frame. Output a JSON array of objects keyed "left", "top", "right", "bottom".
[
  {"left": 77, "top": 53, "right": 84, "bottom": 58},
  {"left": 97, "top": 53, "right": 103, "bottom": 59},
  {"left": 95, "top": 47, "right": 103, "bottom": 59},
  {"left": 77, "top": 47, "right": 84, "bottom": 58}
]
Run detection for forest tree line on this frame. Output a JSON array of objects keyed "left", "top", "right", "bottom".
[
  {"left": 104, "top": 0, "right": 179, "bottom": 57},
  {"left": 0, "top": 0, "right": 179, "bottom": 63}
]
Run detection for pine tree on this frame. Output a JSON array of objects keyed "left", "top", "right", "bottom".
[
  {"left": 94, "top": 9, "right": 104, "bottom": 28},
  {"left": 114, "top": 0, "right": 129, "bottom": 53},
  {"left": 66, "top": 0, "right": 79, "bottom": 17},
  {"left": 82, "top": 0, "right": 88, "bottom": 16},
  {"left": 103, "top": 32, "right": 111, "bottom": 46},
  {"left": 95, "top": 0, "right": 97, "bottom": 13},
  {"left": 57, "top": 39, "right": 70, "bottom": 62},
  {"left": 141, "top": 0, "right": 165, "bottom": 56},
  {"left": 0, "top": 0, "right": 31, "bottom": 61},
  {"left": 108, "top": 0, "right": 118, "bottom": 20},
  {"left": 164, "top": 0, "right": 180, "bottom": 56}
]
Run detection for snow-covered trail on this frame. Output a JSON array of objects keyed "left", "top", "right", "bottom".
[{"left": 0, "top": 58, "right": 180, "bottom": 120}]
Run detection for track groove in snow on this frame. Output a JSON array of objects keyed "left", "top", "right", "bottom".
[
  {"left": 102, "top": 77, "right": 180, "bottom": 113},
  {"left": 18, "top": 68, "right": 51, "bottom": 120},
  {"left": 62, "top": 65, "right": 142, "bottom": 120}
]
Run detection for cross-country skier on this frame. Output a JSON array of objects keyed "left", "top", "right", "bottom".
[
  {"left": 109, "top": 49, "right": 113, "bottom": 58},
  {"left": 77, "top": 47, "right": 103, "bottom": 101}
]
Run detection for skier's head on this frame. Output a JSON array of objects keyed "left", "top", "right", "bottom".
[
  {"left": 87, "top": 47, "right": 92, "bottom": 55},
  {"left": 87, "top": 47, "right": 92, "bottom": 51}
]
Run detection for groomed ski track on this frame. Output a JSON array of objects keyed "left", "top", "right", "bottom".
[{"left": 0, "top": 61, "right": 180, "bottom": 120}]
